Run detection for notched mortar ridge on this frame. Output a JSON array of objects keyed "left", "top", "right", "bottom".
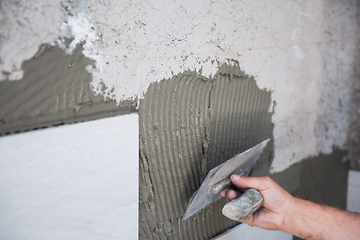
[
  {"left": 139, "top": 64, "right": 274, "bottom": 240},
  {"left": 0, "top": 42, "right": 137, "bottom": 136}
]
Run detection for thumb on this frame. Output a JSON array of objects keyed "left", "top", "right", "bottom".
[{"left": 230, "top": 175, "right": 271, "bottom": 191}]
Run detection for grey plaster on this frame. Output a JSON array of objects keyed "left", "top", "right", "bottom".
[
  {"left": 0, "top": 43, "right": 137, "bottom": 135},
  {"left": 138, "top": 64, "right": 349, "bottom": 240},
  {"left": 139, "top": 65, "right": 273, "bottom": 239},
  {"left": 278, "top": 149, "right": 349, "bottom": 209},
  {"left": 288, "top": 150, "right": 349, "bottom": 240}
]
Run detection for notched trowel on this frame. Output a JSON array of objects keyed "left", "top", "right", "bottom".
[{"left": 183, "top": 139, "right": 270, "bottom": 221}]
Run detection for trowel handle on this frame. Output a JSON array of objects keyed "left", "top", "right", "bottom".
[
  {"left": 222, "top": 188, "right": 263, "bottom": 221},
  {"left": 209, "top": 170, "right": 249, "bottom": 195}
]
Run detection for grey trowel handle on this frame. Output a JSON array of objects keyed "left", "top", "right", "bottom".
[{"left": 222, "top": 189, "right": 263, "bottom": 221}]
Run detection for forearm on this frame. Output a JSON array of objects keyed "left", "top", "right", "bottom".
[{"left": 282, "top": 197, "right": 360, "bottom": 240}]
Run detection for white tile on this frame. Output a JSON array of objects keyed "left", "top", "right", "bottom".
[
  {"left": 0, "top": 114, "right": 139, "bottom": 240},
  {"left": 347, "top": 170, "right": 360, "bottom": 213},
  {"left": 212, "top": 224, "right": 292, "bottom": 240}
]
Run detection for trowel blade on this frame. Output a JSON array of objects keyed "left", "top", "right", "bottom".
[{"left": 183, "top": 139, "right": 270, "bottom": 220}]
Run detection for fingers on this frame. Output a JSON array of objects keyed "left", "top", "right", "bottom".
[
  {"left": 220, "top": 188, "right": 241, "bottom": 201},
  {"left": 230, "top": 175, "right": 273, "bottom": 191},
  {"left": 220, "top": 189, "right": 227, "bottom": 197},
  {"left": 226, "top": 189, "right": 240, "bottom": 201}
]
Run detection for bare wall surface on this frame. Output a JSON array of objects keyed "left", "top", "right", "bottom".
[{"left": 0, "top": 43, "right": 137, "bottom": 135}]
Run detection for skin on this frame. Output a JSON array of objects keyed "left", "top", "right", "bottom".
[{"left": 220, "top": 175, "right": 360, "bottom": 240}]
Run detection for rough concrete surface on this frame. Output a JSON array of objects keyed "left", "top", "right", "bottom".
[
  {"left": 1, "top": 0, "right": 359, "bottom": 171},
  {"left": 0, "top": 43, "right": 137, "bottom": 135}
]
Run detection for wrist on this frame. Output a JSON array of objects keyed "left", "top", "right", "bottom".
[
  {"left": 281, "top": 197, "right": 326, "bottom": 239},
  {"left": 279, "top": 195, "right": 298, "bottom": 234}
]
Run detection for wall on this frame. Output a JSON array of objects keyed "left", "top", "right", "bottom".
[
  {"left": 1, "top": 0, "right": 359, "bottom": 171},
  {"left": 0, "top": 0, "right": 359, "bottom": 239}
]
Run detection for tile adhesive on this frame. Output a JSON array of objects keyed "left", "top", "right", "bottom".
[
  {"left": 0, "top": 43, "right": 137, "bottom": 135},
  {"left": 0, "top": 43, "right": 348, "bottom": 239},
  {"left": 139, "top": 64, "right": 273, "bottom": 239},
  {"left": 139, "top": 64, "right": 348, "bottom": 240}
]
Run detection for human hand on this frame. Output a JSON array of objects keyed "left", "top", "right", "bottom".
[{"left": 220, "top": 175, "right": 294, "bottom": 231}]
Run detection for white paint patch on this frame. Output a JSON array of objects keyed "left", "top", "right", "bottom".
[
  {"left": 0, "top": 114, "right": 139, "bottom": 240},
  {"left": 347, "top": 170, "right": 360, "bottom": 213},
  {"left": 212, "top": 224, "right": 292, "bottom": 240},
  {"left": 0, "top": 0, "right": 358, "bottom": 172}
]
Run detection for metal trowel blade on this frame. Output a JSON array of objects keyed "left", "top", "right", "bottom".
[{"left": 183, "top": 139, "right": 270, "bottom": 220}]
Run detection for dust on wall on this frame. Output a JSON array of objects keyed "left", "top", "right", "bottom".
[{"left": 1, "top": 0, "right": 359, "bottom": 171}]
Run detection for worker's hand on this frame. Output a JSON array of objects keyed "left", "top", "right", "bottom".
[{"left": 220, "top": 175, "right": 294, "bottom": 231}]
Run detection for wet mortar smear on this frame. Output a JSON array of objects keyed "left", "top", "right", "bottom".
[
  {"left": 139, "top": 64, "right": 349, "bottom": 240},
  {"left": 0, "top": 43, "right": 137, "bottom": 135},
  {"left": 139, "top": 64, "right": 273, "bottom": 240}
]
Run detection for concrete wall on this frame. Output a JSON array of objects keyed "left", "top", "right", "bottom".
[
  {"left": 2, "top": 0, "right": 359, "bottom": 171},
  {"left": 0, "top": 0, "right": 359, "bottom": 239}
]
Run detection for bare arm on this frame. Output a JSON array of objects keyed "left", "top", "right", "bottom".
[
  {"left": 284, "top": 197, "right": 360, "bottom": 239},
  {"left": 221, "top": 175, "right": 360, "bottom": 240}
]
